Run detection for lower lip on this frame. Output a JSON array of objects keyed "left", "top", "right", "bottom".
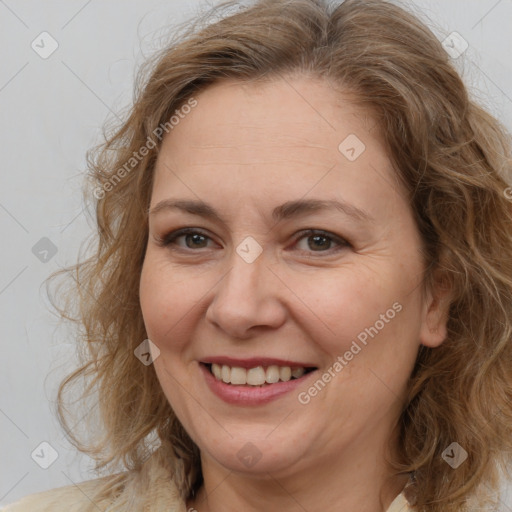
[{"left": 200, "top": 363, "right": 316, "bottom": 406}]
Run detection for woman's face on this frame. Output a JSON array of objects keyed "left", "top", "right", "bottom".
[{"left": 139, "top": 76, "right": 448, "bottom": 479}]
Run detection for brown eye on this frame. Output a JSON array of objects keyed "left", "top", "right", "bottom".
[
  {"left": 306, "top": 234, "right": 332, "bottom": 251},
  {"left": 293, "top": 229, "right": 350, "bottom": 254},
  {"left": 182, "top": 233, "right": 208, "bottom": 249},
  {"left": 159, "top": 228, "right": 217, "bottom": 250}
]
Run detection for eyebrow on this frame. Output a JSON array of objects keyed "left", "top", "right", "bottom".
[{"left": 148, "top": 198, "right": 374, "bottom": 224}]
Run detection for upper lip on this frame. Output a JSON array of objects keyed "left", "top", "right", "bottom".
[{"left": 201, "top": 356, "right": 317, "bottom": 368}]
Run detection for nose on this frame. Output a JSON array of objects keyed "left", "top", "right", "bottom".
[{"left": 205, "top": 249, "right": 287, "bottom": 339}]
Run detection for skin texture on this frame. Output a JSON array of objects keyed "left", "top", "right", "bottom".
[{"left": 139, "top": 75, "right": 451, "bottom": 512}]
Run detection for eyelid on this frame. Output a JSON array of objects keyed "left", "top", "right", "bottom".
[
  {"left": 290, "top": 229, "right": 351, "bottom": 253},
  {"left": 157, "top": 227, "right": 218, "bottom": 248},
  {"left": 156, "top": 227, "right": 350, "bottom": 255}
]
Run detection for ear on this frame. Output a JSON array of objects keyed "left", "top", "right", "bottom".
[{"left": 419, "top": 269, "right": 453, "bottom": 348}]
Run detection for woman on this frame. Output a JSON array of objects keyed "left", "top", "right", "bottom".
[{"left": 4, "top": 0, "right": 512, "bottom": 510}]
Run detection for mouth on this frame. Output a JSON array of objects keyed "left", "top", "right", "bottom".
[
  {"left": 202, "top": 362, "right": 317, "bottom": 386},
  {"left": 199, "top": 357, "right": 319, "bottom": 405},
  {"left": 200, "top": 360, "right": 318, "bottom": 405}
]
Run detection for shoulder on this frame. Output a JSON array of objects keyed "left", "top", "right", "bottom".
[
  {"left": 1, "top": 475, "right": 116, "bottom": 512},
  {"left": 2, "top": 449, "right": 186, "bottom": 512}
]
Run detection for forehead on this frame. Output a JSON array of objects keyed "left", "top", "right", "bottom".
[
  {"left": 151, "top": 76, "right": 403, "bottom": 217},
  {"left": 172, "top": 76, "right": 379, "bottom": 152}
]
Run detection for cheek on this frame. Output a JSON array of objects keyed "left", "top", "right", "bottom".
[
  {"left": 139, "top": 251, "right": 222, "bottom": 362},
  {"left": 285, "top": 261, "right": 423, "bottom": 363},
  {"left": 139, "top": 254, "right": 195, "bottom": 351}
]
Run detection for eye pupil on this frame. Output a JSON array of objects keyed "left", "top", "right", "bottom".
[
  {"left": 309, "top": 235, "right": 330, "bottom": 251},
  {"left": 186, "top": 234, "right": 207, "bottom": 248}
]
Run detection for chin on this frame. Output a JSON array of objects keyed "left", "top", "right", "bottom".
[{"left": 197, "top": 431, "right": 311, "bottom": 477}]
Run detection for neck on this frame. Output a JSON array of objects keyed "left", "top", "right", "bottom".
[{"left": 187, "top": 433, "right": 409, "bottom": 512}]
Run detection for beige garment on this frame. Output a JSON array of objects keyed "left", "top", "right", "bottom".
[
  {"left": 387, "top": 491, "right": 413, "bottom": 512},
  {"left": 2, "top": 448, "right": 412, "bottom": 512}
]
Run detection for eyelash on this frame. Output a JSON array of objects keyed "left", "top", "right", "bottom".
[{"left": 156, "top": 227, "right": 350, "bottom": 256}]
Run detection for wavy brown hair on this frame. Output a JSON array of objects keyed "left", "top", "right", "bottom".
[{"left": 48, "top": 0, "right": 512, "bottom": 510}]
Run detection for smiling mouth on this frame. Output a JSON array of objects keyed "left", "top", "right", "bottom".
[{"left": 203, "top": 363, "right": 317, "bottom": 386}]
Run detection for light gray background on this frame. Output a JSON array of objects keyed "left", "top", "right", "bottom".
[{"left": 1, "top": 0, "right": 512, "bottom": 508}]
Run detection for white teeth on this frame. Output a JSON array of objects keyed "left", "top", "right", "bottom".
[
  {"left": 247, "top": 366, "right": 266, "bottom": 385},
  {"left": 212, "top": 363, "right": 222, "bottom": 380},
  {"left": 230, "top": 367, "right": 247, "bottom": 385},
  {"left": 265, "top": 365, "right": 280, "bottom": 384},
  {"left": 221, "top": 365, "right": 231, "bottom": 384},
  {"left": 209, "top": 363, "right": 310, "bottom": 385},
  {"left": 279, "top": 366, "right": 292, "bottom": 382}
]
